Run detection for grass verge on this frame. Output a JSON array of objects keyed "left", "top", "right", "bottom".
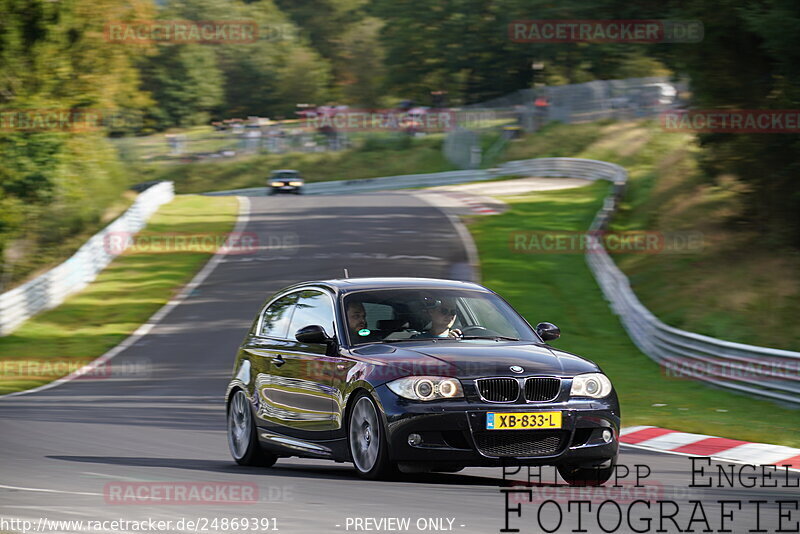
[
  {"left": 468, "top": 181, "right": 799, "bottom": 446},
  {"left": 0, "top": 194, "right": 239, "bottom": 395},
  {"left": 501, "top": 119, "right": 800, "bottom": 351},
  {"left": 133, "top": 134, "right": 454, "bottom": 194}
]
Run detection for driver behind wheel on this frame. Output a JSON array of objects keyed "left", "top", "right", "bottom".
[{"left": 412, "top": 297, "right": 462, "bottom": 339}]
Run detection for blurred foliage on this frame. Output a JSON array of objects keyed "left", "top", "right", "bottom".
[
  {"left": 0, "top": 0, "right": 151, "bottom": 286},
  {"left": 1, "top": 0, "right": 799, "bottom": 290},
  {"left": 368, "top": 0, "right": 670, "bottom": 104},
  {"left": 625, "top": 0, "right": 800, "bottom": 244},
  {"left": 138, "top": 44, "right": 224, "bottom": 129}
]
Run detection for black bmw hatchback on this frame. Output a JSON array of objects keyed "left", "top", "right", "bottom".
[{"left": 226, "top": 277, "right": 620, "bottom": 484}]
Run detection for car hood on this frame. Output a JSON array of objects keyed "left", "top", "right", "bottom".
[{"left": 353, "top": 340, "right": 599, "bottom": 379}]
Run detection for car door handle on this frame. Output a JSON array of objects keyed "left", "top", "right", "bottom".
[{"left": 271, "top": 355, "right": 286, "bottom": 367}]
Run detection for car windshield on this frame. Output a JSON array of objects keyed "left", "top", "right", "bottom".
[
  {"left": 342, "top": 288, "right": 538, "bottom": 346},
  {"left": 272, "top": 172, "right": 300, "bottom": 179}
]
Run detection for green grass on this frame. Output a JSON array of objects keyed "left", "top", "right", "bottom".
[
  {"left": 0, "top": 194, "right": 239, "bottom": 394},
  {"left": 499, "top": 120, "right": 613, "bottom": 162},
  {"left": 501, "top": 119, "right": 800, "bottom": 351},
  {"left": 468, "top": 181, "right": 799, "bottom": 446}
]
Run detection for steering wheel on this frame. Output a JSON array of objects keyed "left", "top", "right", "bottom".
[{"left": 460, "top": 326, "right": 502, "bottom": 337}]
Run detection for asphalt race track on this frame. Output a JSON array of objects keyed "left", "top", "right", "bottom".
[{"left": 0, "top": 193, "right": 797, "bottom": 534}]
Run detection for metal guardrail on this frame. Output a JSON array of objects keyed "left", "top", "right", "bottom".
[
  {"left": 205, "top": 158, "right": 800, "bottom": 403},
  {"left": 502, "top": 158, "right": 800, "bottom": 405},
  {"left": 223, "top": 157, "right": 800, "bottom": 404},
  {"left": 205, "top": 159, "right": 626, "bottom": 197},
  {"left": 6, "top": 158, "right": 798, "bottom": 404},
  {"left": 0, "top": 182, "right": 175, "bottom": 336},
  {"left": 204, "top": 169, "right": 489, "bottom": 197}
]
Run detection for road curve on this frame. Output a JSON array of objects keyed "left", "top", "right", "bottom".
[{"left": 0, "top": 192, "right": 796, "bottom": 534}]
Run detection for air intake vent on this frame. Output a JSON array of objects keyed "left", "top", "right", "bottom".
[
  {"left": 474, "top": 430, "right": 566, "bottom": 457},
  {"left": 524, "top": 377, "right": 561, "bottom": 402},
  {"left": 476, "top": 378, "right": 519, "bottom": 402}
]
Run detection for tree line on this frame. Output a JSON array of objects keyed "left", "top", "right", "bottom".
[{"left": 1, "top": 0, "right": 798, "bottom": 285}]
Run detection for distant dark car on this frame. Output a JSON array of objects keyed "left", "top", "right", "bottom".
[
  {"left": 267, "top": 170, "right": 304, "bottom": 195},
  {"left": 226, "top": 278, "right": 619, "bottom": 483}
]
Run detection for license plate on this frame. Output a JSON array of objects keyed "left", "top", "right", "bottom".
[{"left": 486, "top": 412, "right": 562, "bottom": 430}]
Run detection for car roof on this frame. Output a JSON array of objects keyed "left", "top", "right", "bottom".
[
  {"left": 286, "top": 277, "right": 490, "bottom": 295},
  {"left": 271, "top": 169, "right": 300, "bottom": 174}
]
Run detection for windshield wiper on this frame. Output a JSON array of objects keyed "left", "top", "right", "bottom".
[{"left": 460, "top": 335, "right": 520, "bottom": 341}]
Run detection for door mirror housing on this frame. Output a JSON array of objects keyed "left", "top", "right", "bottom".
[
  {"left": 535, "top": 322, "right": 560, "bottom": 342},
  {"left": 295, "top": 324, "right": 332, "bottom": 344}
]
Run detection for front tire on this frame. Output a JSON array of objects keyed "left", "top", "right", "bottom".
[
  {"left": 558, "top": 457, "right": 616, "bottom": 486},
  {"left": 348, "top": 392, "right": 396, "bottom": 480},
  {"left": 227, "top": 390, "right": 277, "bottom": 467}
]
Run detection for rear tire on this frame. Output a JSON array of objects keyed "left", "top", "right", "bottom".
[
  {"left": 227, "top": 390, "right": 277, "bottom": 467},
  {"left": 347, "top": 392, "right": 397, "bottom": 480},
  {"left": 558, "top": 457, "right": 616, "bottom": 486}
]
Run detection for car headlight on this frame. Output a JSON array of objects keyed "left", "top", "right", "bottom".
[
  {"left": 570, "top": 373, "right": 613, "bottom": 398},
  {"left": 270, "top": 181, "right": 283, "bottom": 187},
  {"left": 387, "top": 376, "right": 464, "bottom": 401},
  {"left": 288, "top": 181, "right": 303, "bottom": 186}
]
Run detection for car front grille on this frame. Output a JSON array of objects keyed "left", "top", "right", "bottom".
[
  {"left": 473, "top": 430, "right": 566, "bottom": 457},
  {"left": 476, "top": 378, "right": 519, "bottom": 402},
  {"left": 524, "top": 378, "right": 561, "bottom": 402}
]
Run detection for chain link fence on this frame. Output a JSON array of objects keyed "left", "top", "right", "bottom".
[{"left": 445, "top": 76, "right": 688, "bottom": 169}]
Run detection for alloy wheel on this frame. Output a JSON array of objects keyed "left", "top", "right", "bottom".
[{"left": 349, "top": 396, "right": 381, "bottom": 473}]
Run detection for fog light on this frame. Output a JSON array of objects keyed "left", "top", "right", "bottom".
[
  {"left": 602, "top": 429, "right": 613, "bottom": 443},
  {"left": 408, "top": 433, "right": 422, "bottom": 446}
]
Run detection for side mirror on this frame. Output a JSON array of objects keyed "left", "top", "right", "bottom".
[
  {"left": 535, "top": 322, "right": 560, "bottom": 342},
  {"left": 295, "top": 325, "right": 331, "bottom": 344}
]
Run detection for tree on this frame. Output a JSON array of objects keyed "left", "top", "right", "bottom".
[
  {"left": 0, "top": 0, "right": 151, "bottom": 281},
  {"left": 139, "top": 45, "right": 224, "bottom": 128},
  {"left": 338, "top": 17, "right": 386, "bottom": 107},
  {"left": 621, "top": 0, "right": 800, "bottom": 244}
]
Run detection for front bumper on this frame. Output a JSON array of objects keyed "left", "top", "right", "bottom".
[
  {"left": 374, "top": 384, "right": 620, "bottom": 468},
  {"left": 268, "top": 185, "right": 303, "bottom": 194}
]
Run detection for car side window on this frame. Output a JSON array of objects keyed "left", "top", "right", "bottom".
[
  {"left": 259, "top": 293, "right": 298, "bottom": 338},
  {"left": 363, "top": 302, "right": 394, "bottom": 330},
  {"left": 287, "top": 290, "right": 336, "bottom": 339}
]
